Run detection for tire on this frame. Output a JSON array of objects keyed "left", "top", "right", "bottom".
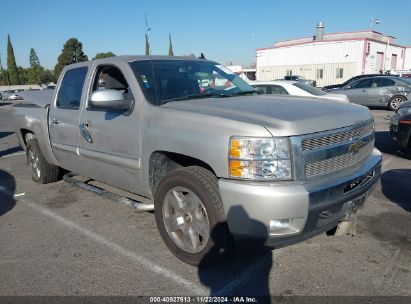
[
  {"left": 388, "top": 96, "right": 406, "bottom": 111},
  {"left": 26, "top": 139, "right": 61, "bottom": 184},
  {"left": 154, "top": 166, "right": 232, "bottom": 266}
]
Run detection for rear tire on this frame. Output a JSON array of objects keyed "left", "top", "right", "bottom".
[
  {"left": 388, "top": 96, "right": 406, "bottom": 111},
  {"left": 154, "top": 166, "right": 232, "bottom": 266},
  {"left": 26, "top": 139, "right": 61, "bottom": 184}
]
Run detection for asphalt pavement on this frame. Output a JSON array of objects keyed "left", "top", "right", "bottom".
[{"left": 0, "top": 102, "right": 410, "bottom": 297}]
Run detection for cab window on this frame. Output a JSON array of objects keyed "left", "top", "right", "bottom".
[
  {"left": 57, "top": 67, "right": 88, "bottom": 109},
  {"left": 89, "top": 65, "right": 133, "bottom": 110}
]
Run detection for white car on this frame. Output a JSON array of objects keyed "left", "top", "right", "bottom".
[{"left": 250, "top": 80, "right": 349, "bottom": 103}]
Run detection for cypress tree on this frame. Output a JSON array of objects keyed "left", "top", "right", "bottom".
[
  {"left": 168, "top": 34, "right": 174, "bottom": 56},
  {"left": 7, "top": 34, "right": 20, "bottom": 85},
  {"left": 54, "top": 38, "right": 88, "bottom": 79}
]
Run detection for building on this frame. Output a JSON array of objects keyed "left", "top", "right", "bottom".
[
  {"left": 256, "top": 22, "right": 411, "bottom": 87},
  {"left": 226, "top": 65, "right": 256, "bottom": 81}
]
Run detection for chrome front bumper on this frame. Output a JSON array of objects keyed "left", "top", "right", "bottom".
[{"left": 218, "top": 148, "right": 382, "bottom": 248}]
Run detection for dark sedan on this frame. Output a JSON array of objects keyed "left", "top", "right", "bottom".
[{"left": 390, "top": 101, "right": 411, "bottom": 154}]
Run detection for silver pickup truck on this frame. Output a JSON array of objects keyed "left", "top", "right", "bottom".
[{"left": 13, "top": 56, "right": 382, "bottom": 266}]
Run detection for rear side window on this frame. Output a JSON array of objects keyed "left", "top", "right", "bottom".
[
  {"left": 57, "top": 67, "right": 88, "bottom": 109},
  {"left": 270, "top": 85, "right": 289, "bottom": 95},
  {"left": 373, "top": 78, "right": 395, "bottom": 87}
]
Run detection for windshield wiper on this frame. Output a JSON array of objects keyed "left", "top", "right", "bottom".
[{"left": 161, "top": 93, "right": 229, "bottom": 104}]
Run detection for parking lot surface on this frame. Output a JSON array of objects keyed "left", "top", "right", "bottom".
[{"left": 0, "top": 102, "right": 410, "bottom": 297}]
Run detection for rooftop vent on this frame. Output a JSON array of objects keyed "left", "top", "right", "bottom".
[{"left": 314, "top": 21, "right": 324, "bottom": 41}]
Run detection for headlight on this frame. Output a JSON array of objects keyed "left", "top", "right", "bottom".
[
  {"left": 397, "top": 107, "right": 411, "bottom": 116},
  {"left": 229, "top": 137, "right": 292, "bottom": 180}
]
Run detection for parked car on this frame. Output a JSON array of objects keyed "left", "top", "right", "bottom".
[
  {"left": 325, "top": 76, "right": 411, "bottom": 111},
  {"left": 250, "top": 81, "right": 349, "bottom": 103},
  {"left": 323, "top": 74, "right": 400, "bottom": 91},
  {"left": 14, "top": 56, "right": 381, "bottom": 266},
  {"left": 284, "top": 75, "right": 316, "bottom": 87},
  {"left": 8, "top": 91, "right": 22, "bottom": 101},
  {"left": 390, "top": 100, "right": 411, "bottom": 154}
]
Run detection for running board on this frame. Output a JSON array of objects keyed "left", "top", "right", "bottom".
[{"left": 63, "top": 173, "right": 154, "bottom": 212}]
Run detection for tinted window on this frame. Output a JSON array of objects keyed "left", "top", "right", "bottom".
[
  {"left": 57, "top": 67, "right": 88, "bottom": 109},
  {"left": 252, "top": 85, "right": 269, "bottom": 94},
  {"left": 350, "top": 78, "right": 373, "bottom": 89},
  {"left": 373, "top": 78, "right": 396, "bottom": 87},
  {"left": 270, "top": 85, "right": 289, "bottom": 95}
]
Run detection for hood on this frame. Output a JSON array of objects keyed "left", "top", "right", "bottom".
[{"left": 163, "top": 95, "right": 371, "bottom": 137}]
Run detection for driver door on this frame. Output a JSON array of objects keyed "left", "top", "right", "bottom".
[
  {"left": 343, "top": 78, "right": 373, "bottom": 105},
  {"left": 78, "top": 63, "right": 142, "bottom": 193}
]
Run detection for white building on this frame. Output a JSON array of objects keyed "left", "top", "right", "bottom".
[
  {"left": 256, "top": 22, "right": 411, "bottom": 87},
  {"left": 226, "top": 65, "right": 256, "bottom": 81}
]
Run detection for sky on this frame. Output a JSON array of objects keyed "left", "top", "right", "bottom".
[{"left": 1, "top": 0, "right": 411, "bottom": 70}]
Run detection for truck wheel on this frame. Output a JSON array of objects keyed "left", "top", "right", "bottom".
[
  {"left": 154, "top": 166, "right": 232, "bottom": 266},
  {"left": 26, "top": 139, "right": 61, "bottom": 184},
  {"left": 388, "top": 96, "right": 406, "bottom": 111}
]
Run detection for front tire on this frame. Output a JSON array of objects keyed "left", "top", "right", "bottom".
[
  {"left": 26, "top": 139, "right": 61, "bottom": 184},
  {"left": 154, "top": 166, "right": 232, "bottom": 266},
  {"left": 388, "top": 96, "right": 406, "bottom": 111}
]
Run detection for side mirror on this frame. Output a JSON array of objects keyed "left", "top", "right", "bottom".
[{"left": 88, "top": 89, "right": 131, "bottom": 111}]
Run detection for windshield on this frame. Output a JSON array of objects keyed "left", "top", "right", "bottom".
[
  {"left": 292, "top": 82, "right": 326, "bottom": 96},
  {"left": 129, "top": 60, "right": 255, "bottom": 105}
]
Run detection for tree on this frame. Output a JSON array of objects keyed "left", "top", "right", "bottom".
[
  {"left": 27, "top": 48, "right": 44, "bottom": 84},
  {"left": 54, "top": 38, "right": 88, "bottom": 79},
  {"left": 29, "top": 48, "right": 40, "bottom": 67},
  {"left": 0, "top": 57, "right": 10, "bottom": 85},
  {"left": 7, "top": 34, "right": 20, "bottom": 85},
  {"left": 145, "top": 33, "right": 150, "bottom": 55},
  {"left": 18, "top": 66, "right": 28, "bottom": 84},
  {"left": 42, "top": 69, "right": 56, "bottom": 84},
  {"left": 168, "top": 34, "right": 174, "bottom": 56},
  {"left": 92, "top": 52, "right": 116, "bottom": 60}
]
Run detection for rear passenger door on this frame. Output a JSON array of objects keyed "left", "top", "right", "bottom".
[
  {"left": 78, "top": 63, "right": 142, "bottom": 193},
  {"left": 368, "top": 78, "right": 396, "bottom": 106},
  {"left": 49, "top": 66, "right": 88, "bottom": 174}
]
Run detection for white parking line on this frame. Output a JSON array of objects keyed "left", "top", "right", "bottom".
[
  {"left": 1, "top": 151, "right": 25, "bottom": 158},
  {"left": 26, "top": 201, "right": 209, "bottom": 295}
]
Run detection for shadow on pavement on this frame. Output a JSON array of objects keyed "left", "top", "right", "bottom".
[
  {"left": 0, "top": 169, "right": 16, "bottom": 216},
  {"left": 381, "top": 169, "right": 411, "bottom": 212},
  {"left": 374, "top": 131, "right": 400, "bottom": 157},
  {"left": 198, "top": 206, "right": 272, "bottom": 302},
  {"left": 0, "top": 146, "right": 23, "bottom": 157}
]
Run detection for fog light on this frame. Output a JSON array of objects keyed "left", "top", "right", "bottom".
[
  {"left": 269, "top": 219, "right": 291, "bottom": 231},
  {"left": 268, "top": 218, "right": 305, "bottom": 236}
]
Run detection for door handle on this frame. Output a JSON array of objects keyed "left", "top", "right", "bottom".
[
  {"left": 362, "top": 90, "right": 367, "bottom": 92},
  {"left": 80, "top": 123, "right": 93, "bottom": 143},
  {"left": 50, "top": 118, "right": 60, "bottom": 125}
]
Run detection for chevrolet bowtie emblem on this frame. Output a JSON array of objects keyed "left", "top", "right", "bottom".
[{"left": 349, "top": 139, "right": 365, "bottom": 154}]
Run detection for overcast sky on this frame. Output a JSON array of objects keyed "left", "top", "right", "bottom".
[{"left": 1, "top": 0, "right": 410, "bottom": 70}]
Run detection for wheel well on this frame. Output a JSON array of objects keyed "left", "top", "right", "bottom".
[{"left": 149, "top": 151, "right": 216, "bottom": 195}]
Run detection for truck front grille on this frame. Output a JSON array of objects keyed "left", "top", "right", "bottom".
[
  {"left": 302, "top": 120, "right": 374, "bottom": 151},
  {"left": 305, "top": 141, "right": 374, "bottom": 177}
]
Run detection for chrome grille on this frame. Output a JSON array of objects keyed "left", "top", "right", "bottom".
[
  {"left": 302, "top": 120, "right": 374, "bottom": 150},
  {"left": 305, "top": 141, "right": 374, "bottom": 177}
]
